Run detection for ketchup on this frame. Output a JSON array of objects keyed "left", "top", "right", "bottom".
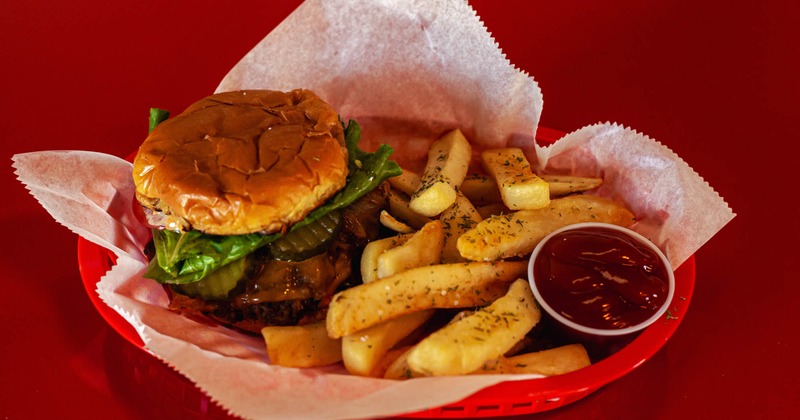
[{"left": 533, "top": 227, "right": 669, "bottom": 330}]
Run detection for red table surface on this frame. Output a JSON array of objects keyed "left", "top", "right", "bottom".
[{"left": 2, "top": 0, "right": 797, "bottom": 418}]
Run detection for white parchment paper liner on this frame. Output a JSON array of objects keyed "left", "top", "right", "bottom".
[{"left": 12, "top": 0, "right": 734, "bottom": 419}]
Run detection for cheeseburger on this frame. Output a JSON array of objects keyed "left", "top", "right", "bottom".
[{"left": 132, "top": 89, "right": 401, "bottom": 334}]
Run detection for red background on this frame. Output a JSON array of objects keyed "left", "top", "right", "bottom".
[{"left": 2, "top": 0, "right": 797, "bottom": 418}]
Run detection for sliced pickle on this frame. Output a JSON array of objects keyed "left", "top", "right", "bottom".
[
  {"left": 170, "top": 256, "right": 247, "bottom": 300},
  {"left": 269, "top": 210, "right": 343, "bottom": 261}
]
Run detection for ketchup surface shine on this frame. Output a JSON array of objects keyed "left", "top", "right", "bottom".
[{"left": 533, "top": 227, "right": 669, "bottom": 330}]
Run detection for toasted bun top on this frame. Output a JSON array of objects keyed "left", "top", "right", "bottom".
[{"left": 133, "top": 89, "right": 348, "bottom": 235}]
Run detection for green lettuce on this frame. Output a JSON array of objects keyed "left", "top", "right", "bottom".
[
  {"left": 294, "top": 119, "right": 401, "bottom": 229},
  {"left": 143, "top": 117, "right": 402, "bottom": 284},
  {"left": 148, "top": 108, "right": 170, "bottom": 133},
  {"left": 144, "top": 230, "right": 278, "bottom": 284}
]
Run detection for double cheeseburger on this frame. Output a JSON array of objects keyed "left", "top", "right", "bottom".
[{"left": 132, "top": 89, "right": 400, "bottom": 334}]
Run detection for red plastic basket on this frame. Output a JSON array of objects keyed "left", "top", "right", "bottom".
[{"left": 77, "top": 126, "right": 696, "bottom": 418}]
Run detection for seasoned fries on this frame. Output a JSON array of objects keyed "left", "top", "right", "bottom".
[
  {"left": 470, "top": 344, "right": 591, "bottom": 376},
  {"left": 261, "top": 322, "right": 342, "bottom": 368},
  {"left": 255, "top": 127, "right": 639, "bottom": 382},
  {"left": 406, "top": 279, "right": 540, "bottom": 376},
  {"left": 409, "top": 129, "right": 472, "bottom": 217},
  {"left": 326, "top": 261, "right": 526, "bottom": 338},
  {"left": 459, "top": 174, "right": 502, "bottom": 204},
  {"left": 462, "top": 173, "right": 604, "bottom": 203},
  {"left": 360, "top": 234, "right": 411, "bottom": 283},
  {"left": 505, "top": 344, "right": 591, "bottom": 375},
  {"left": 476, "top": 202, "right": 510, "bottom": 219},
  {"left": 387, "top": 168, "right": 421, "bottom": 195},
  {"left": 458, "top": 194, "right": 635, "bottom": 261},
  {"left": 541, "top": 174, "right": 603, "bottom": 197},
  {"left": 438, "top": 193, "right": 482, "bottom": 263},
  {"left": 376, "top": 220, "right": 444, "bottom": 279},
  {"left": 379, "top": 210, "right": 415, "bottom": 233},
  {"left": 342, "top": 310, "right": 434, "bottom": 376},
  {"left": 388, "top": 189, "right": 432, "bottom": 230},
  {"left": 382, "top": 346, "right": 422, "bottom": 380},
  {"left": 482, "top": 148, "right": 550, "bottom": 210}
]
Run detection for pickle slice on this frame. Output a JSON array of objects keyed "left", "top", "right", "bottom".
[
  {"left": 269, "top": 210, "right": 343, "bottom": 261},
  {"left": 170, "top": 256, "right": 247, "bottom": 300}
]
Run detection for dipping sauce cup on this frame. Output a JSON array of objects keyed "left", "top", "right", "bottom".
[{"left": 527, "top": 222, "right": 675, "bottom": 347}]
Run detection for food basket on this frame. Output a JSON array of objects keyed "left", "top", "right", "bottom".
[{"left": 77, "top": 126, "right": 695, "bottom": 418}]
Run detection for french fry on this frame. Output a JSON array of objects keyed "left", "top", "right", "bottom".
[
  {"left": 476, "top": 202, "right": 510, "bottom": 219},
  {"left": 388, "top": 190, "right": 432, "bottom": 230},
  {"left": 439, "top": 193, "right": 482, "bottom": 263},
  {"left": 261, "top": 322, "right": 342, "bottom": 368},
  {"left": 383, "top": 346, "right": 426, "bottom": 379},
  {"left": 541, "top": 174, "right": 603, "bottom": 197},
  {"left": 373, "top": 346, "right": 414, "bottom": 379},
  {"left": 470, "top": 344, "right": 591, "bottom": 376},
  {"left": 503, "top": 335, "right": 534, "bottom": 357},
  {"left": 379, "top": 210, "right": 415, "bottom": 233},
  {"left": 460, "top": 174, "right": 502, "bottom": 204},
  {"left": 409, "top": 129, "right": 472, "bottom": 217},
  {"left": 457, "top": 194, "right": 635, "bottom": 261},
  {"left": 342, "top": 310, "right": 434, "bottom": 376},
  {"left": 326, "top": 260, "right": 527, "bottom": 338},
  {"left": 463, "top": 173, "right": 604, "bottom": 202},
  {"left": 481, "top": 148, "right": 549, "bottom": 210},
  {"left": 377, "top": 220, "right": 444, "bottom": 279},
  {"left": 360, "top": 234, "right": 411, "bottom": 283},
  {"left": 506, "top": 344, "right": 590, "bottom": 375},
  {"left": 406, "top": 279, "right": 540, "bottom": 376},
  {"left": 471, "top": 357, "right": 510, "bottom": 373},
  {"left": 257, "top": 126, "right": 619, "bottom": 380},
  {"left": 388, "top": 168, "right": 421, "bottom": 195}
]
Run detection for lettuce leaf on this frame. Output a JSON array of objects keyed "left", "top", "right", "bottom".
[
  {"left": 144, "top": 230, "right": 278, "bottom": 284},
  {"left": 294, "top": 119, "right": 402, "bottom": 228},
  {"left": 148, "top": 108, "right": 170, "bottom": 133},
  {"left": 144, "top": 118, "right": 401, "bottom": 284}
]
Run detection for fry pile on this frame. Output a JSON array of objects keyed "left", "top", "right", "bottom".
[{"left": 261, "top": 129, "right": 637, "bottom": 379}]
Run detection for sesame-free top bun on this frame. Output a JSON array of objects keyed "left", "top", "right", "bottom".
[{"left": 132, "top": 89, "right": 348, "bottom": 235}]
